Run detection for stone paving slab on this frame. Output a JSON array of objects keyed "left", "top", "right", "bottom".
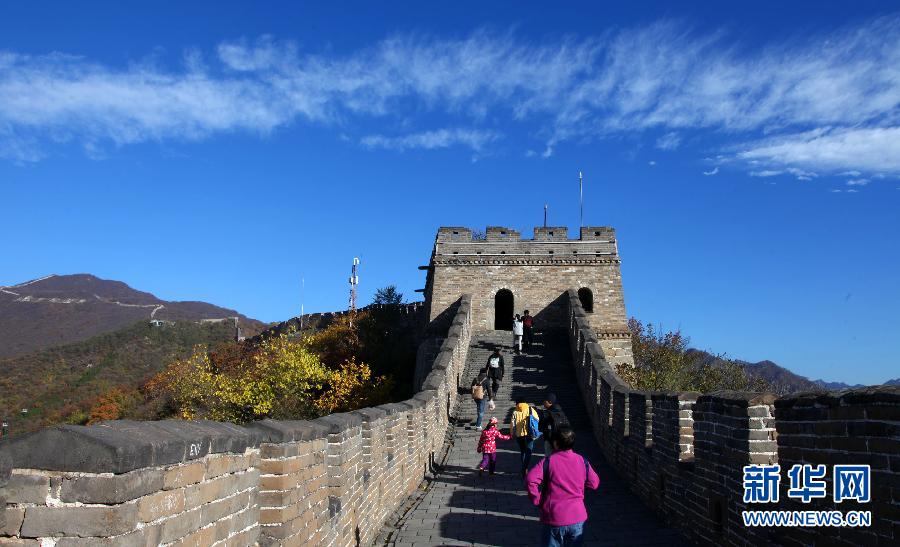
[{"left": 380, "top": 331, "right": 688, "bottom": 547}]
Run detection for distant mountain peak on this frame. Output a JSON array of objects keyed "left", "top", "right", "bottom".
[{"left": 0, "top": 273, "right": 265, "bottom": 358}]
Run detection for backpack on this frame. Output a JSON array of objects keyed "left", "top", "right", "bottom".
[
  {"left": 543, "top": 406, "right": 569, "bottom": 439},
  {"left": 526, "top": 406, "right": 542, "bottom": 440},
  {"left": 472, "top": 382, "right": 484, "bottom": 401}
]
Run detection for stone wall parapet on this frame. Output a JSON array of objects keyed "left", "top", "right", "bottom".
[
  {"left": 565, "top": 289, "right": 899, "bottom": 546},
  {"left": 0, "top": 296, "right": 473, "bottom": 546}
]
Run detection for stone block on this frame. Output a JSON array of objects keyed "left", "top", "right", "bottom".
[
  {"left": 54, "top": 526, "right": 161, "bottom": 547},
  {"left": 138, "top": 488, "right": 185, "bottom": 522},
  {"left": 158, "top": 507, "right": 202, "bottom": 544},
  {"left": 0, "top": 420, "right": 251, "bottom": 474},
  {"left": 1, "top": 507, "right": 25, "bottom": 537},
  {"left": 2, "top": 474, "right": 49, "bottom": 504},
  {"left": 59, "top": 468, "right": 164, "bottom": 504},
  {"left": 21, "top": 505, "right": 139, "bottom": 538},
  {"left": 164, "top": 461, "right": 206, "bottom": 490}
]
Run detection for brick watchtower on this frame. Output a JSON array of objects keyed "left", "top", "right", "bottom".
[{"left": 421, "top": 225, "right": 633, "bottom": 366}]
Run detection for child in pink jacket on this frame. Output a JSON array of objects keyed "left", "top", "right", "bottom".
[{"left": 477, "top": 417, "right": 511, "bottom": 475}]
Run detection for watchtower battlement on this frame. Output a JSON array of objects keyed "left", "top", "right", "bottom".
[{"left": 424, "top": 225, "right": 632, "bottom": 366}]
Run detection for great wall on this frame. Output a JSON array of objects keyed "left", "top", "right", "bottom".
[{"left": 0, "top": 226, "right": 897, "bottom": 546}]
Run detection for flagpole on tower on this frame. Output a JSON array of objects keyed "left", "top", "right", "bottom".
[{"left": 579, "top": 171, "right": 584, "bottom": 228}]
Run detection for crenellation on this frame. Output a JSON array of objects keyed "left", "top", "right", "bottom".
[{"left": 565, "top": 291, "right": 898, "bottom": 546}]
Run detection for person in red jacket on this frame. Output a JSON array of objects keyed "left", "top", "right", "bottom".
[
  {"left": 522, "top": 309, "right": 534, "bottom": 350},
  {"left": 476, "top": 417, "right": 511, "bottom": 476},
  {"left": 526, "top": 426, "right": 600, "bottom": 546}
]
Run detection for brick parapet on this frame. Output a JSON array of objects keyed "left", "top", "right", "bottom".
[
  {"left": 565, "top": 291, "right": 899, "bottom": 546},
  {"left": 0, "top": 295, "right": 473, "bottom": 546}
]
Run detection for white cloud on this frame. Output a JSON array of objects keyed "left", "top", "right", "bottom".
[
  {"left": 737, "top": 127, "right": 900, "bottom": 177},
  {"left": 846, "top": 178, "right": 869, "bottom": 186},
  {"left": 1, "top": 16, "right": 899, "bottom": 172},
  {"left": 702, "top": 167, "right": 719, "bottom": 176},
  {"left": 360, "top": 128, "right": 498, "bottom": 152},
  {"left": 648, "top": 160, "right": 657, "bottom": 166},
  {"left": 655, "top": 132, "right": 681, "bottom": 151}
]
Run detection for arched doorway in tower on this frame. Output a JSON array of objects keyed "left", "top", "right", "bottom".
[
  {"left": 578, "top": 287, "right": 594, "bottom": 313},
  {"left": 494, "top": 289, "right": 514, "bottom": 330}
]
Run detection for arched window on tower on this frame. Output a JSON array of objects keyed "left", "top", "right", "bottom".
[{"left": 578, "top": 287, "right": 594, "bottom": 313}]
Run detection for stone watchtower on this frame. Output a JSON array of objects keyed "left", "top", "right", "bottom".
[{"left": 421, "top": 226, "right": 634, "bottom": 366}]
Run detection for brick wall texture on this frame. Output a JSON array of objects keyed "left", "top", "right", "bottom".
[
  {"left": 423, "top": 227, "right": 632, "bottom": 358},
  {"left": 565, "top": 288, "right": 899, "bottom": 546}
]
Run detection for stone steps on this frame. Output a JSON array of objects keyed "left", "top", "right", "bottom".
[
  {"left": 383, "top": 329, "right": 687, "bottom": 546},
  {"left": 457, "top": 329, "right": 590, "bottom": 430}
]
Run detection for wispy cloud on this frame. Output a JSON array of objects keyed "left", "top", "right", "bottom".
[
  {"left": 360, "top": 128, "right": 498, "bottom": 152},
  {"left": 846, "top": 178, "right": 869, "bottom": 186},
  {"left": 736, "top": 128, "right": 900, "bottom": 177},
  {"left": 2, "top": 16, "right": 899, "bottom": 174},
  {"left": 656, "top": 132, "right": 681, "bottom": 151},
  {"left": 702, "top": 167, "right": 718, "bottom": 176}
]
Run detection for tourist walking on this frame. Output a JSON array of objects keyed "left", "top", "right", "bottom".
[
  {"left": 485, "top": 348, "right": 505, "bottom": 395},
  {"left": 510, "top": 399, "right": 542, "bottom": 476},
  {"left": 538, "top": 393, "right": 569, "bottom": 456},
  {"left": 526, "top": 427, "right": 600, "bottom": 547},
  {"left": 476, "top": 417, "right": 511, "bottom": 476},
  {"left": 470, "top": 367, "right": 494, "bottom": 430},
  {"left": 523, "top": 309, "right": 534, "bottom": 350},
  {"left": 512, "top": 314, "right": 524, "bottom": 354}
]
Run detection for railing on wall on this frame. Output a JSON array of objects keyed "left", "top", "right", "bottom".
[
  {"left": 565, "top": 289, "right": 899, "bottom": 546},
  {"left": 0, "top": 295, "right": 473, "bottom": 546}
]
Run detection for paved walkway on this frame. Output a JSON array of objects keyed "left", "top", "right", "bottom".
[{"left": 380, "top": 330, "right": 687, "bottom": 546}]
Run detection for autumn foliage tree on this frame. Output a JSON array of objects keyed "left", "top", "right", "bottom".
[
  {"left": 86, "top": 387, "right": 141, "bottom": 424},
  {"left": 616, "top": 318, "right": 771, "bottom": 393},
  {"left": 149, "top": 313, "right": 393, "bottom": 423}
]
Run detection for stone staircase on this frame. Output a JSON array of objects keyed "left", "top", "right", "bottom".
[
  {"left": 381, "top": 330, "right": 686, "bottom": 546},
  {"left": 458, "top": 330, "right": 590, "bottom": 432}
]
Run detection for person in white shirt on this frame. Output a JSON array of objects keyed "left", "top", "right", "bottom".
[{"left": 512, "top": 314, "right": 524, "bottom": 354}]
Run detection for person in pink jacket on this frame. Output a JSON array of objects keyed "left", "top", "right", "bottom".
[
  {"left": 526, "top": 426, "right": 600, "bottom": 546},
  {"left": 477, "top": 417, "right": 511, "bottom": 476}
]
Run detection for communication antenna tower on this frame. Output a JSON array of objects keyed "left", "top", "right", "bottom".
[
  {"left": 349, "top": 258, "right": 360, "bottom": 313},
  {"left": 579, "top": 171, "right": 584, "bottom": 228}
]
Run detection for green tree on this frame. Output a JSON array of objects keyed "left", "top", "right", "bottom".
[{"left": 373, "top": 285, "right": 403, "bottom": 305}]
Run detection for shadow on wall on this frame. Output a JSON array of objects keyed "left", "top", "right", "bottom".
[
  {"left": 532, "top": 292, "right": 569, "bottom": 330},
  {"left": 426, "top": 298, "right": 462, "bottom": 336}
]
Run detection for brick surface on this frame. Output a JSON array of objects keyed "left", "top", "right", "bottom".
[
  {"left": 20, "top": 505, "right": 139, "bottom": 538},
  {"left": 59, "top": 468, "right": 164, "bottom": 504},
  {"left": 2, "top": 474, "right": 49, "bottom": 504}
]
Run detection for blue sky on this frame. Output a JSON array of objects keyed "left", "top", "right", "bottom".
[{"left": 1, "top": 1, "right": 898, "bottom": 384}]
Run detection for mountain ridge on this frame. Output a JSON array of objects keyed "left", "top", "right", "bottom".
[{"left": 0, "top": 273, "right": 266, "bottom": 358}]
